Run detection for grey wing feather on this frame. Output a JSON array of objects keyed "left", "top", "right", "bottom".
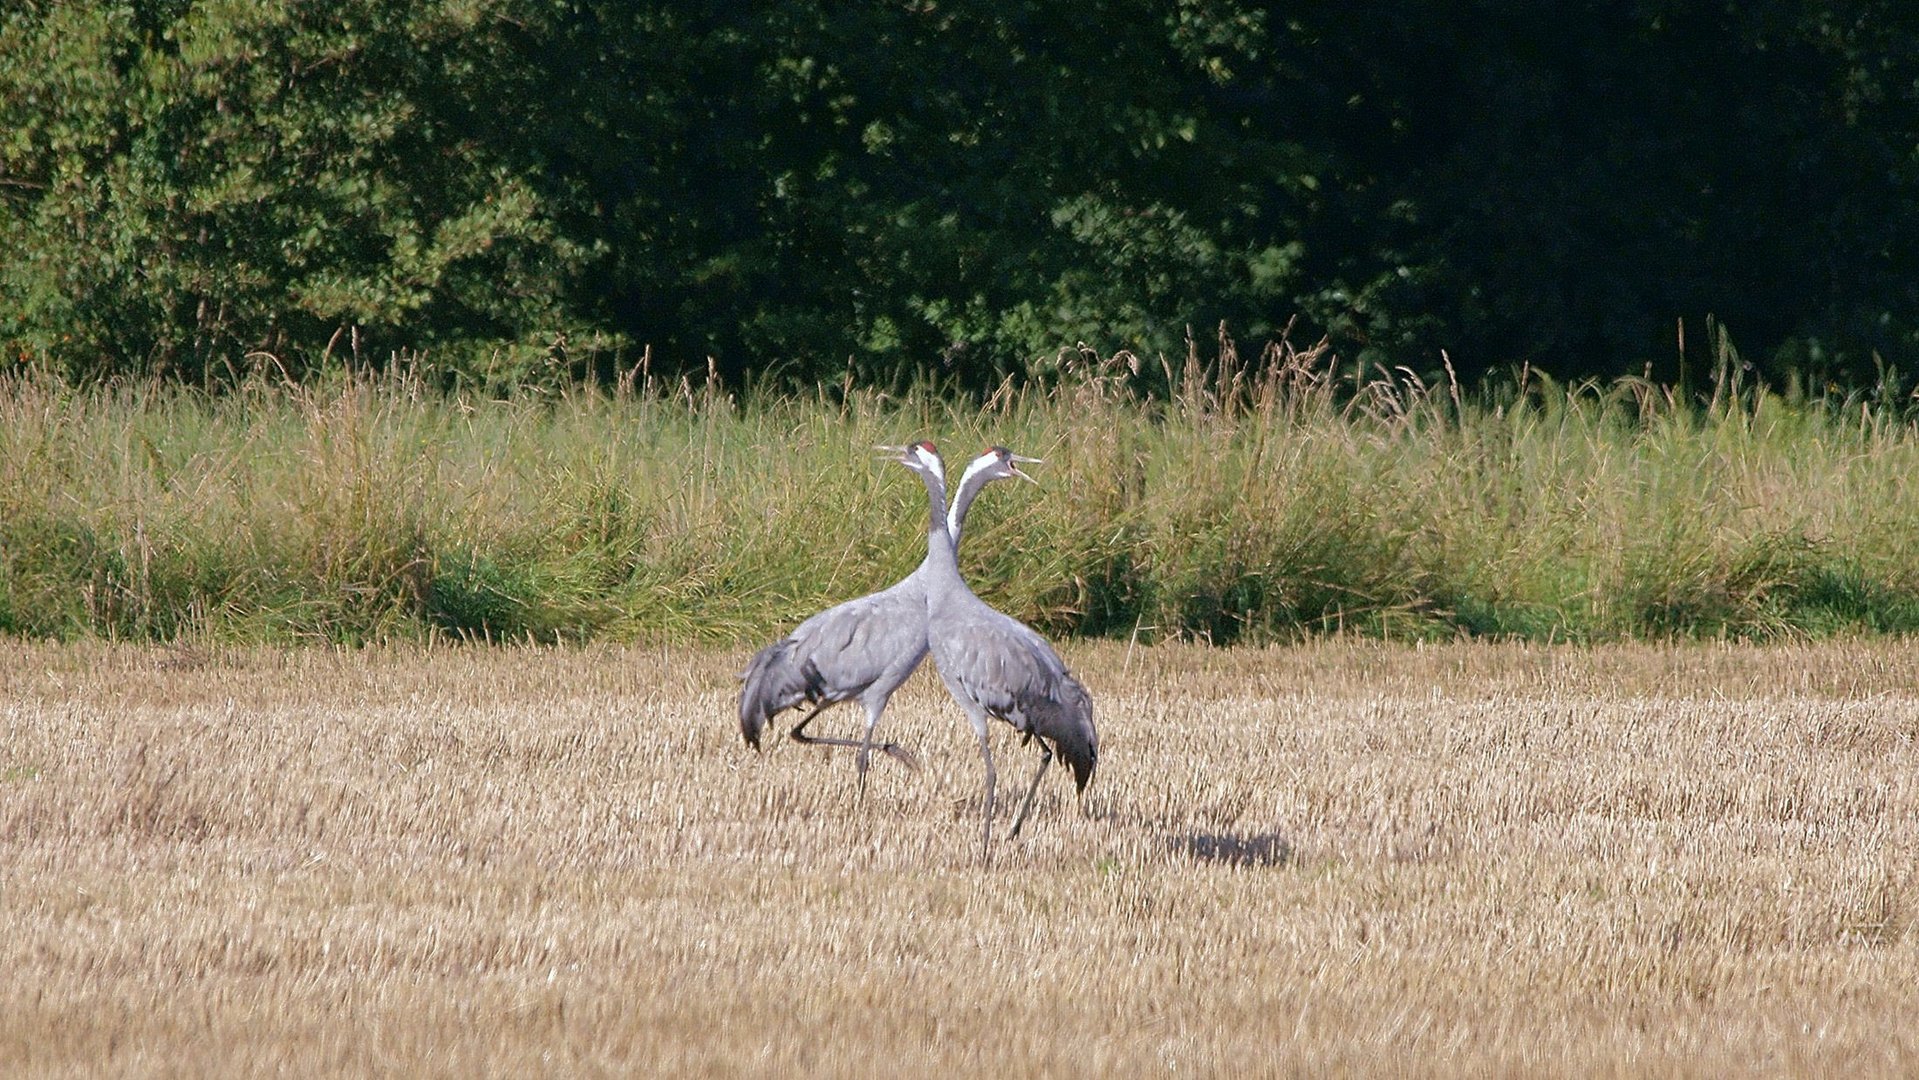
[
  {"left": 738, "top": 582, "right": 929, "bottom": 749},
  {"left": 940, "top": 608, "right": 1099, "bottom": 790},
  {"left": 737, "top": 637, "right": 809, "bottom": 749}
]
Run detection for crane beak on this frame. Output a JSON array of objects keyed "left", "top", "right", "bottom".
[{"left": 1009, "top": 454, "right": 1042, "bottom": 484}]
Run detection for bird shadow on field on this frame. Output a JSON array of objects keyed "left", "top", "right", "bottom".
[
  {"left": 1170, "top": 830, "right": 1294, "bottom": 868},
  {"left": 1088, "top": 803, "right": 1295, "bottom": 868}
]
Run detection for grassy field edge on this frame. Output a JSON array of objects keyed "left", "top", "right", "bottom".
[{"left": 7, "top": 341, "right": 1919, "bottom": 646}]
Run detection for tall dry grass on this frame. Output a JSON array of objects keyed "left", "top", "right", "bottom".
[
  {"left": 6, "top": 337, "right": 1919, "bottom": 645},
  {"left": 2, "top": 640, "right": 1916, "bottom": 1075}
]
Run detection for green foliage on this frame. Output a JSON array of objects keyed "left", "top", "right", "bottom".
[
  {"left": 1287, "top": 0, "right": 1919, "bottom": 386},
  {"left": 0, "top": 0, "right": 596, "bottom": 380},
  {"left": 4, "top": 1, "right": 1919, "bottom": 392},
  {"left": 511, "top": 0, "right": 1302, "bottom": 387}
]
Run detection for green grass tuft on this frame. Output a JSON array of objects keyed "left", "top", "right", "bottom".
[{"left": 8, "top": 342, "right": 1919, "bottom": 646}]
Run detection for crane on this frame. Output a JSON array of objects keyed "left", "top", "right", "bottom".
[
  {"left": 925, "top": 447, "right": 1099, "bottom": 857},
  {"left": 736, "top": 440, "right": 950, "bottom": 792}
]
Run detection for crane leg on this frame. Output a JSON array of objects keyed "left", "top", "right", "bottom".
[
  {"left": 851, "top": 699, "right": 916, "bottom": 801},
  {"left": 1007, "top": 741, "right": 1053, "bottom": 840},
  {"left": 975, "top": 725, "right": 997, "bottom": 862},
  {"left": 790, "top": 702, "right": 919, "bottom": 771}
]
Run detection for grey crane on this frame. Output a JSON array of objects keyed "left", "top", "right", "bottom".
[
  {"left": 924, "top": 446, "right": 1099, "bottom": 857},
  {"left": 736, "top": 439, "right": 952, "bottom": 790}
]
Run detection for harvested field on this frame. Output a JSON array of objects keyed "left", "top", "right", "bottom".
[{"left": 3, "top": 640, "right": 1918, "bottom": 1076}]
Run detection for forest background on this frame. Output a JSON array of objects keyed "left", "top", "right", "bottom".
[{"left": 5, "top": 0, "right": 1918, "bottom": 392}]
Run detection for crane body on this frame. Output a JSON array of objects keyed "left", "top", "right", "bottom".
[
  {"left": 923, "top": 448, "right": 1099, "bottom": 856},
  {"left": 738, "top": 441, "right": 1099, "bottom": 858},
  {"left": 737, "top": 441, "right": 949, "bottom": 786}
]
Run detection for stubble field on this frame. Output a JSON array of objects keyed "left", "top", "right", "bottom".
[{"left": 3, "top": 639, "right": 1918, "bottom": 1076}]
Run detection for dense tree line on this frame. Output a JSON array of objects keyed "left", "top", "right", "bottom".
[{"left": 3, "top": 1, "right": 1916, "bottom": 391}]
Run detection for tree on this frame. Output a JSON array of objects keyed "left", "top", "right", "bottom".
[{"left": 0, "top": 0, "right": 592, "bottom": 380}]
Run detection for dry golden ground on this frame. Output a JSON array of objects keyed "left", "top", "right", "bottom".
[{"left": 2, "top": 639, "right": 1918, "bottom": 1076}]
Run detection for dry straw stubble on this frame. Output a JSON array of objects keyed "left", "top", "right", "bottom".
[{"left": 2, "top": 639, "right": 1917, "bottom": 1076}]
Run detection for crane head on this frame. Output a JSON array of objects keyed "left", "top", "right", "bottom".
[
  {"left": 875, "top": 440, "right": 945, "bottom": 484},
  {"left": 977, "top": 445, "right": 1042, "bottom": 485}
]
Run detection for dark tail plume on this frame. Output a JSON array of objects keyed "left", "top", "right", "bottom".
[{"left": 737, "top": 639, "right": 808, "bottom": 749}]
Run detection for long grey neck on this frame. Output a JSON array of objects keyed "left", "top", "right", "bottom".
[
  {"left": 923, "top": 465, "right": 991, "bottom": 604},
  {"left": 923, "top": 470, "right": 969, "bottom": 596},
  {"left": 919, "top": 467, "right": 949, "bottom": 560}
]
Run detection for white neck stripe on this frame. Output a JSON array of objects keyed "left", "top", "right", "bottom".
[{"left": 946, "top": 452, "right": 1000, "bottom": 539}]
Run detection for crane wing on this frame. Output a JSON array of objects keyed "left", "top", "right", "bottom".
[
  {"left": 738, "top": 579, "right": 930, "bottom": 748},
  {"left": 934, "top": 605, "right": 1098, "bottom": 790}
]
